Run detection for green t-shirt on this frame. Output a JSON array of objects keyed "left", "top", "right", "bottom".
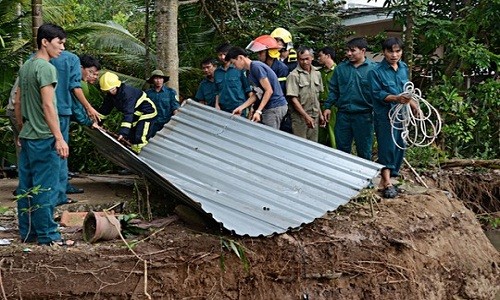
[{"left": 18, "top": 57, "right": 58, "bottom": 139}]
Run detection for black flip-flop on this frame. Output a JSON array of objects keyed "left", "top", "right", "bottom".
[
  {"left": 383, "top": 186, "right": 398, "bottom": 198},
  {"left": 66, "top": 185, "right": 84, "bottom": 194}
]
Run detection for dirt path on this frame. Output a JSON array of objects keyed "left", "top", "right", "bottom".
[
  {"left": 0, "top": 175, "right": 137, "bottom": 209},
  {"left": 0, "top": 174, "right": 498, "bottom": 299}
]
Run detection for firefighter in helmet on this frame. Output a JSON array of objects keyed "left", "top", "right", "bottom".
[
  {"left": 98, "top": 72, "right": 157, "bottom": 153},
  {"left": 270, "top": 27, "right": 298, "bottom": 72}
]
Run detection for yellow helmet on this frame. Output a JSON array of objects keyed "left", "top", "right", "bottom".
[
  {"left": 99, "top": 72, "right": 121, "bottom": 91},
  {"left": 270, "top": 27, "right": 292, "bottom": 44}
]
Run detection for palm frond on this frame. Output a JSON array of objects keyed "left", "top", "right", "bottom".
[
  {"left": 42, "top": 0, "right": 79, "bottom": 26},
  {"left": 107, "top": 70, "right": 147, "bottom": 89},
  {"left": 78, "top": 21, "right": 147, "bottom": 56},
  {"left": 295, "top": 14, "right": 340, "bottom": 31}
]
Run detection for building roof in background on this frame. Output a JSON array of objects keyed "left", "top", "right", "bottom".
[{"left": 86, "top": 100, "right": 382, "bottom": 236}]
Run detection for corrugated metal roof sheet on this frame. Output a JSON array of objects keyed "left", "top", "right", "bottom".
[{"left": 87, "top": 99, "right": 382, "bottom": 236}]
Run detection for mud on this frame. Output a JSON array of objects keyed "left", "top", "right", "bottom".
[{"left": 0, "top": 172, "right": 498, "bottom": 299}]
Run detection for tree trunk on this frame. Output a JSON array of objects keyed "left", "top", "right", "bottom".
[
  {"left": 32, "top": 0, "right": 43, "bottom": 51},
  {"left": 155, "top": 0, "right": 179, "bottom": 92},
  {"left": 144, "top": 0, "right": 151, "bottom": 79},
  {"left": 405, "top": 11, "right": 414, "bottom": 80}
]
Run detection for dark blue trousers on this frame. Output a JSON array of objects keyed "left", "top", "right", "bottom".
[
  {"left": 374, "top": 116, "right": 405, "bottom": 177},
  {"left": 334, "top": 112, "right": 374, "bottom": 160},
  {"left": 18, "top": 138, "right": 61, "bottom": 244},
  {"left": 56, "top": 115, "right": 71, "bottom": 206}
]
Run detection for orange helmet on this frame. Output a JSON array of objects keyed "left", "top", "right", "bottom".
[{"left": 246, "top": 35, "right": 282, "bottom": 59}]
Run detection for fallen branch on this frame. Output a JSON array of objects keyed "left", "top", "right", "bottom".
[
  {"left": 440, "top": 159, "right": 500, "bottom": 169},
  {"left": 404, "top": 158, "right": 429, "bottom": 188}
]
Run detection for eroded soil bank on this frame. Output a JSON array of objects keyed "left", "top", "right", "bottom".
[{"left": 0, "top": 189, "right": 498, "bottom": 299}]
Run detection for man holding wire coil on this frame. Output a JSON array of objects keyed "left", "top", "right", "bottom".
[{"left": 369, "top": 37, "right": 419, "bottom": 198}]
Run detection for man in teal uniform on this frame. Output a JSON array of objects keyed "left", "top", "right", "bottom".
[
  {"left": 214, "top": 43, "right": 253, "bottom": 117},
  {"left": 369, "top": 37, "right": 417, "bottom": 198},
  {"left": 323, "top": 38, "right": 376, "bottom": 160},
  {"left": 51, "top": 49, "right": 100, "bottom": 202},
  {"left": 14, "top": 23, "right": 68, "bottom": 245},
  {"left": 71, "top": 54, "right": 101, "bottom": 127},
  {"left": 145, "top": 69, "right": 180, "bottom": 136},
  {"left": 194, "top": 58, "right": 217, "bottom": 107},
  {"left": 318, "top": 46, "right": 337, "bottom": 147}
]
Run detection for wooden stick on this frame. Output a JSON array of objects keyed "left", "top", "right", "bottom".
[{"left": 404, "top": 158, "right": 429, "bottom": 188}]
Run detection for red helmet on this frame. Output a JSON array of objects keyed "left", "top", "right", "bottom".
[
  {"left": 246, "top": 35, "right": 282, "bottom": 52},
  {"left": 246, "top": 35, "right": 282, "bottom": 59}
]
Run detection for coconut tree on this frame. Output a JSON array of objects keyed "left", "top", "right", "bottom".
[
  {"left": 155, "top": 0, "right": 200, "bottom": 93},
  {"left": 31, "top": 0, "right": 42, "bottom": 50}
]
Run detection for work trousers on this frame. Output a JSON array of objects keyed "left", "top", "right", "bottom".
[
  {"left": 374, "top": 115, "right": 405, "bottom": 177},
  {"left": 18, "top": 138, "right": 61, "bottom": 244},
  {"left": 318, "top": 107, "right": 337, "bottom": 148},
  {"left": 334, "top": 111, "right": 373, "bottom": 160},
  {"left": 291, "top": 112, "right": 319, "bottom": 142},
  {"left": 130, "top": 118, "right": 154, "bottom": 153},
  {"left": 55, "top": 115, "right": 71, "bottom": 206}
]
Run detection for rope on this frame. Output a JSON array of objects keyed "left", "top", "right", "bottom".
[{"left": 388, "top": 81, "right": 442, "bottom": 150}]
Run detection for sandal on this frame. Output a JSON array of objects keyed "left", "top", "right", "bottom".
[
  {"left": 66, "top": 198, "right": 79, "bottom": 204},
  {"left": 383, "top": 185, "right": 398, "bottom": 198},
  {"left": 66, "top": 185, "right": 84, "bottom": 194},
  {"left": 56, "top": 198, "right": 79, "bottom": 207},
  {"left": 40, "top": 239, "right": 75, "bottom": 247}
]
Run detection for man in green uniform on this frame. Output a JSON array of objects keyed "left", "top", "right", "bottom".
[
  {"left": 318, "top": 46, "right": 337, "bottom": 147},
  {"left": 323, "top": 38, "right": 376, "bottom": 160},
  {"left": 369, "top": 37, "right": 417, "bottom": 198}
]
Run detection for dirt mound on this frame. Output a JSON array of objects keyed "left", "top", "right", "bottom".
[
  {"left": 427, "top": 168, "right": 500, "bottom": 215},
  {"left": 0, "top": 189, "right": 498, "bottom": 299}
]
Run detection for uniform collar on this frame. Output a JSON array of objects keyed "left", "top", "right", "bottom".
[
  {"left": 217, "top": 64, "right": 236, "bottom": 71},
  {"left": 151, "top": 85, "right": 168, "bottom": 93},
  {"left": 296, "top": 64, "right": 314, "bottom": 74},
  {"left": 381, "top": 58, "right": 403, "bottom": 70},
  {"left": 321, "top": 63, "right": 336, "bottom": 73},
  {"left": 348, "top": 57, "right": 370, "bottom": 67}
]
